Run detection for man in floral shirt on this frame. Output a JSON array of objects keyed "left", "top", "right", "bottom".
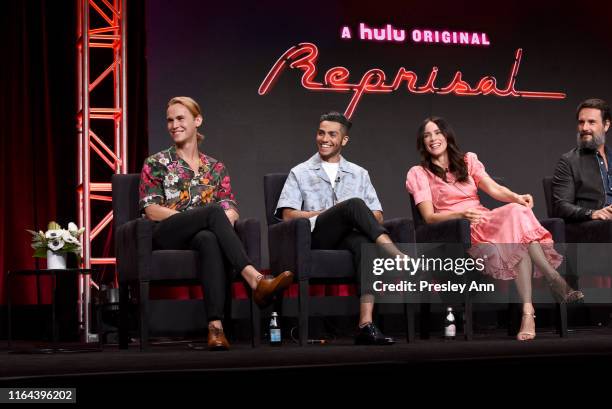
[
  {"left": 138, "top": 96, "right": 292, "bottom": 351},
  {"left": 139, "top": 145, "right": 237, "bottom": 214}
]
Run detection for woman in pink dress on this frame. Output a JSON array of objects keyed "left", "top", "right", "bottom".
[{"left": 406, "top": 117, "right": 583, "bottom": 341}]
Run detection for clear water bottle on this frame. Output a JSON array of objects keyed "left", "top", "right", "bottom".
[
  {"left": 444, "top": 307, "right": 456, "bottom": 340},
  {"left": 269, "top": 312, "right": 281, "bottom": 346}
]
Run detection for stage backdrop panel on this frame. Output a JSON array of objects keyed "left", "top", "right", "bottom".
[{"left": 147, "top": 0, "right": 612, "bottom": 267}]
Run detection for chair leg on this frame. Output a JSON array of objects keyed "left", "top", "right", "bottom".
[
  {"left": 139, "top": 281, "right": 150, "bottom": 351},
  {"left": 250, "top": 295, "right": 261, "bottom": 347},
  {"left": 119, "top": 283, "right": 130, "bottom": 349},
  {"left": 299, "top": 280, "right": 309, "bottom": 346},
  {"left": 404, "top": 303, "right": 416, "bottom": 343},
  {"left": 557, "top": 302, "right": 568, "bottom": 338},
  {"left": 464, "top": 297, "right": 474, "bottom": 341},
  {"left": 419, "top": 303, "right": 431, "bottom": 339},
  {"left": 507, "top": 302, "right": 519, "bottom": 337}
]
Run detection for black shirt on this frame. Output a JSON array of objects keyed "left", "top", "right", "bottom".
[{"left": 595, "top": 146, "right": 612, "bottom": 206}]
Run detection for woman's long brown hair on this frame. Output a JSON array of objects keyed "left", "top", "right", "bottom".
[{"left": 416, "top": 116, "right": 468, "bottom": 183}]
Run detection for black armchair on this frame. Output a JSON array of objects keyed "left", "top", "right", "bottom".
[
  {"left": 264, "top": 173, "right": 416, "bottom": 345},
  {"left": 408, "top": 177, "right": 568, "bottom": 339},
  {"left": 544, "top": 176, "right": 612, "bottom": 303},
  {"left": 544, "top": 176, "right": 612, "bottom": 243},
  {"left": 408, "top": 193, "right": 474, "bottom": 339},
  {"left": 112, "top": 173, "right": 261, "bottom": 350}
]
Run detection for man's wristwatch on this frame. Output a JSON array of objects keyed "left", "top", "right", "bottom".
[{"left": 585, "top": 209, "right": 594, "bottom": 219}]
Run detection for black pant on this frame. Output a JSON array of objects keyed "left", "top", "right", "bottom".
[
  {"left": 311, "top": 198, "right": 387, "bottom": 294},
  {"left": 152, "top": 204, "right": 253, "bottom": 321}
]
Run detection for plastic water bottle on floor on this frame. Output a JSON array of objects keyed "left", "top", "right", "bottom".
[
  {"left": 444, "top": 307, "right": 456, "bottom": 340},
  {"left": 270, "top": 312, "right": 281, "bottom": 346}
]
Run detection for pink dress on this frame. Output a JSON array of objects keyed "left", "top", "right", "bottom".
[{"left": 405, "top": 152, "right": 562, "bottom": 280}]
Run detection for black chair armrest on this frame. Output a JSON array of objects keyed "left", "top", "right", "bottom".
[
  {"left": 234, "top": 218, "right": 261, "bottom": 270},
  {"left": 115, "top": 218, "right": 154, "bottom": 282},
  {"left": 383, "top": 217, "right": 415, "bottom": 243},
  {"left": 565, "top": 220, "right": 612, "bottom": 243},
  {"left": 415, "top": 218, "right": 471, "bottom": 247},
  {"left": 268, "top": 218, "right": 312, "bottom": 281},
  {"left": 539, "top": 217, "right": 565, "bottom": 243}
]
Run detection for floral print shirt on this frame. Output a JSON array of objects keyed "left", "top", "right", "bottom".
[{"left": 139, "top": 145, "right": 238, "bottom": 213}]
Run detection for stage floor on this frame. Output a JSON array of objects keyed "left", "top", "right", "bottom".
[{"left": 3, "top": 328, "right": 612, "bottom": 389}]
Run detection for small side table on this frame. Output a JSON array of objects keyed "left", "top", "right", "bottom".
[{"left": 6, "top": 268, "right": 101, "bottom": 353}]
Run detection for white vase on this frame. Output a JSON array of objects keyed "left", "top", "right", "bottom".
[{"left": 47, "top": 250, "right": 67, "bottom": 269}]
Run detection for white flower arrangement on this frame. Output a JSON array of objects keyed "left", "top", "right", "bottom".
[{"left": 27, "top": 221, "right": 85, "bottom": 259}]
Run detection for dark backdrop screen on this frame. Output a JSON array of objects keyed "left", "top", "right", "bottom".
[{"left": 147, "top": 0, "right": 612, "bottom": 265}]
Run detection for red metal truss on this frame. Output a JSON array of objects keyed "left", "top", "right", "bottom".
[{"left": 77, "top": 0, "right": 127, "bottom": 343}]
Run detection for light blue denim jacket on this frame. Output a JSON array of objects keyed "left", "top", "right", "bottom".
[{"left": 275, "top": 153, "right": 383, "bottom": 220}]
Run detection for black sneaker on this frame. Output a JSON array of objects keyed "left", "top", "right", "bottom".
[{"left": 355, "top": 322, "right": 396, "bottom": 345}]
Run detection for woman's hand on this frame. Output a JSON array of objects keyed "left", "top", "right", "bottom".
[
  {"left": 461, "top": 208, "right": 484, "bottom": 225},
  {"left": 515, "top": 194, "right": 534, "bottom": 208}
]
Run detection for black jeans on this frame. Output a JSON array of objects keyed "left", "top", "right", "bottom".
[
  {"left": 152, "top": 204, "right": 253, "bottom": 321},
  {"left": 311, "top": 198, "right": 387, "bottom": 295}
]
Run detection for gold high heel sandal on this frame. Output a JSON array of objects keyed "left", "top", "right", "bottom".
[
  {"left": 517, "top": 312, "right": 536, "bottom": 341},
  {"left": 547, "top": 274, "right": 585, "bottom": 304}
]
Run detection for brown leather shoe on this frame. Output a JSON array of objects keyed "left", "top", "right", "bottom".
[
  {"left": 253, "top": 271, "right": 294, "bottom": 308},
  {"left": 207, "top": 327, "right": 230, "bottom": 351}
]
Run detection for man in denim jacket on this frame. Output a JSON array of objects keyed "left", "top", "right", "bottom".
[{"left": 275, "top": 111, "right": 404, "bottom": 345}]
